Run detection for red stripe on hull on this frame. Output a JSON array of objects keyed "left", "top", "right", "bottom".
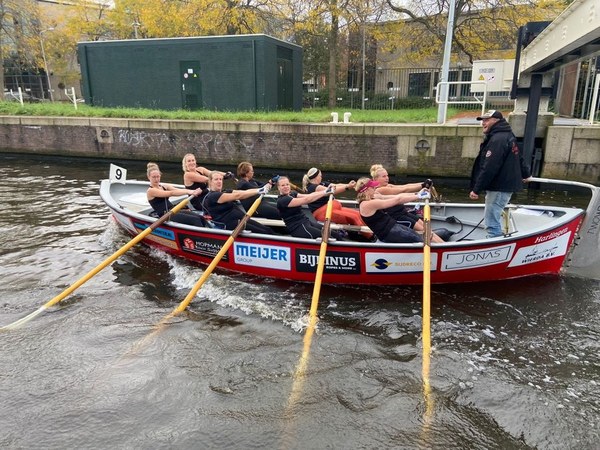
[{"left": 111, "top": 211, "right": 582, "bottom": 285}]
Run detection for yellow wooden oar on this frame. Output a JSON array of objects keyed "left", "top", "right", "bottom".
[
  {"left": 165, "top": 193, "right": 265, "bottom": 319},
  {"left": 422, "top": 196, "right": 431, "bottom": 358},
  {"left": 308, "top": 193, "right": 334, "bottom": 318},
  {"left": 1, "top": 194, "right": 194, "bottom": 331},
  {"left": 283, "top": 193, "right": 334, "bottom": 434},
  {"left": 421, "top": 197, "right": 434, "bottom": 432}
]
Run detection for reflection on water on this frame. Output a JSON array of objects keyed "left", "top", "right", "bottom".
[{"left": 0, "top": 154, "right": 599, "bottom": 449}]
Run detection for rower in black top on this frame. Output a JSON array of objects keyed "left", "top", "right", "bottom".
[
  {"left": 276, "top": 175, "right": 342, "bottom": 239},
  {"left": 236, "top": 161, "right": 281, "bottom": 220},
  {"left": 202, "top": 171, "right": 275, "bottom": 235},
  {"left": 146, "top": 162, "right": 205, "bottom": 227}
]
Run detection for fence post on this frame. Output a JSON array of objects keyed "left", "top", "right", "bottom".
[
  {"left": 589, "top": 72, "right": 600, "bottom": 124},
  {"left": 65, "top": 87, "right": 78, "bottom": 109}
]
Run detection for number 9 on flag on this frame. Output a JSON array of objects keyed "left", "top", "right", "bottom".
[{"left": 109, "top": 164, "right": 127, "bottom": 184}]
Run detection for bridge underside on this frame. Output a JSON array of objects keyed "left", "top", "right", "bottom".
[{"left": 520, "top": 0, "right": 600, "bottom": 74}]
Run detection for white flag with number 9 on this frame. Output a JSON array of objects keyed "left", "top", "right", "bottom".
[{"left": 109, "top": 164, "right": 127, "bottom": 184}]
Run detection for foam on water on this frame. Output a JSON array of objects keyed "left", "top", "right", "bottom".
[
  {"left": 94, "top": 214, "right": 600, "bottom": 441},
  {"left": 96, "top": 220, "right": 323, "bottom": 333},
  {"left": 144, "top": 247, "right": 311, "bottom": 330},
  {"left": 98, "top": 219, "right": 126, "bottom": 251}
]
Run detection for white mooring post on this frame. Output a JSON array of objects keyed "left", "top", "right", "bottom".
[
  {"left": 17, "top": 87, "right": 24, "bottom": 106},
  {"left": 65, "top": 87, "right": 78, "bottom": 109}
]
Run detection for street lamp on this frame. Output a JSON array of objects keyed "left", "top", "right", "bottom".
[
  {"left": 361, "top": 21, "right": 366, "bottom": 110},
  {"left": 40, "top": 27, "right": 55, "bottom": 102}
]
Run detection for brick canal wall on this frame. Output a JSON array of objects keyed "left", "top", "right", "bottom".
[{"left": 0, "top": 116, "right": 598, "bottom": 183}]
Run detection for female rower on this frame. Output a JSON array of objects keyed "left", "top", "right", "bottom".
[
  {"left": 302, "top": 167, "right": 363, "bottom": 224},
  {"left": 182, "top": 153, "right": 234, "bottom": 210},
  {"left": 146, "top": 162, "right": 205, "bottom": 226},
  {"left": 370, "top": 164, "right": 443, "bottom": 242},
  {"left": 202, "top": 171, "right": 275, "bottom": 234},
  {"left": 236, "top": 161, "right": 281, "bottom": 220},
  {"left": 277, "top": 175, "right": 344, "bottom": 240},
  {"left": 303, "top": 167, "right": 372, "bottom": 239},
  {"left": 355, "top": 177, "right": 429, "bottom": 243}
]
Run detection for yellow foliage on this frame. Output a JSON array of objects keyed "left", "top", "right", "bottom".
[{"left": 379, "top": 1, "right": 566, "bottom": 66}]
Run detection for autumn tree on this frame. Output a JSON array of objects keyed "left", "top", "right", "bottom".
[
  {"left": 105, "top": 0, "right": 274, "bottom": 39},
  {"left": 382, "top": 0, "right": 567, "bottom": 65},
  {"left": 344, "top": 0, "right": 387, "bottom": 104},
  {"left": 275, "top": 0, "right": 389, "bottom": 107},
  {"left": 0, "top": 0, "right": 45, "bottom": 95}
]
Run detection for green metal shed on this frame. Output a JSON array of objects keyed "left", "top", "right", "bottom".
[{"left": 77, "top": 34, "right": 303, "bottom": 111}]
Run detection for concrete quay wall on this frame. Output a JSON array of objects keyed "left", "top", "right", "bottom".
[{"left": 0, "top": 116, "right": 598, "bottom": 184}]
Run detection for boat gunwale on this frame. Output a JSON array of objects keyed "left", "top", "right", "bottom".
[{"left": 99, "top": 179, "right": 587, "bottom": 250}]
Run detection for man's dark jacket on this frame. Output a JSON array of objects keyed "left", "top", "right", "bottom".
[{"left": 470, "top": 118, "right": 531, "bottom": 194}]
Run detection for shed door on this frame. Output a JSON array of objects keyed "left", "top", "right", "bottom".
[
  {"left": 180, "top": 61, "right": 202, "bottom": 110},
  {"left": 277, "top": 58, "right": 293, "bottom": 110}
]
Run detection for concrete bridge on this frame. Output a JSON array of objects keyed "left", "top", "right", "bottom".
[{"left": 511, "top": 0, "right": 600, "bottom": 176}]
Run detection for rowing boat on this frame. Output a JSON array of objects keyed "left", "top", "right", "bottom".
[{"left": 100, "top": 171, "right": 600, "bottom": 285}]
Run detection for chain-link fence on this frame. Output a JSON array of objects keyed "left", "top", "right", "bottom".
[{"left": 3, "top": 56, "right": 48, "bottom": 102}]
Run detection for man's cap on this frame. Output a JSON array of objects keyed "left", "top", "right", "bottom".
[{"left": 476, "top": 109, "right": 503, "bottom": 120}]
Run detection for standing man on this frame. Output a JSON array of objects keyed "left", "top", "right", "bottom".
[{"left": 469, "top": 110, "right": 531, "bottom": 238}]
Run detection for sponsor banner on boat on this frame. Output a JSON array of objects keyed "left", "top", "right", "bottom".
[
  {"left": 441, "top": 243, "right": 515, "bottom": 271},
  {"left": 296, "top": 250, "right": 361, "bottom": 274},
  {"left": 508, "top": 230, "right": 571, "bottom": 267},
  {"left": 233, "top": 242, "right": 291, "bottom": 270},
  {"left": 180, "top": 234, "right": 228, "bottom": 260},
  {"left": 365, "top": 252, "right": 436, "bottom": 273},
  {"left": 134, "top": 222, "right": 179, "bottom": 249},
  {"left": 134, "top": 222, "right": 175, "bottom": 240}
]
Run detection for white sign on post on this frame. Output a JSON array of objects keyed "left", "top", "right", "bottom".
[
  {"left": 109, "top": 164, "right": 127, "bottom": 184},
  {"left": 470, "top": 59, "right": 515, "bottom": 93}
]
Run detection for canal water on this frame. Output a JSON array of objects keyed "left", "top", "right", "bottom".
[{"left": 0, "top": 154, "right": 598, "bottom": 449}]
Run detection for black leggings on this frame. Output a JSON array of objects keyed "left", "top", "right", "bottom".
[
  {"left": 290, "top": 222, "right": 323, "bottom": 239},
  {"left": 241, "top": 197, "right": 281, "bottom": 220},
  {"left": 380, "top": 223, "right": 423, "bottom": 243},
  {"left": 289, "top": 222, "right": 346, "bottom": 240},
  {"left": 171, "top": 210, "right": 206, "bottom": 227}
]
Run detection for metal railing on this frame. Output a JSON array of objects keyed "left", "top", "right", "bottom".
[
  {"left": 435, "top": 80, "right": 488, "bottom": 123},
  {"left": 303, "top": 67, "right": 515, "bottom": 111}
]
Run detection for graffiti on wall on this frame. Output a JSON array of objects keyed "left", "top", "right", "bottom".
[{"left": 116, "top": 129, "right": 282, "bottom": 156}]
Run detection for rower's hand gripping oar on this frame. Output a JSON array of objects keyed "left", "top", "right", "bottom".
[
  {"left": 1, "top": 193, "right": 197, "bottom": 331},
  {"left": 421, "top": 178, "right": 441, "bottom": 203},
  {"left": 167, "top": 182, "right": 273, "bottom": 318}
]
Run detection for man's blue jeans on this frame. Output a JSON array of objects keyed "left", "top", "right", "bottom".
[{"left": 484, "top": 191, "right": 513, "bottom": 238}]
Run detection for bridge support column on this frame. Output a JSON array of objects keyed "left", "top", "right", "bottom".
[{"left": 509, "top": 72, "right": 555, "bottom": 176}]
